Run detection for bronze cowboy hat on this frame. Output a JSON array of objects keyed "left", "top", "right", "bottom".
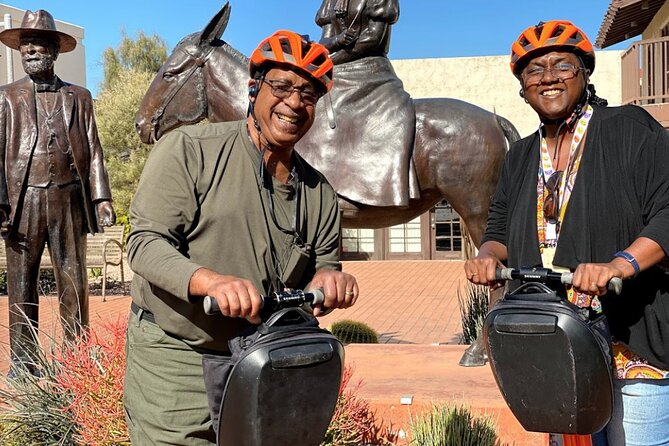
[{"left": 0, "top": 9, "right": 76, "bottom": 53}]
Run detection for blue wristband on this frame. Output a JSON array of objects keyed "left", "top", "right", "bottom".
[{"left": 614, "top": 251, "right": 640, "bottom": 278}]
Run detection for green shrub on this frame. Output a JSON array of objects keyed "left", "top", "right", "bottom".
[
  {"left": 0, "top": 269, "right": 55, "bottom": 295},
  {"left": 409, "top": 403, "right": 507, "bottom": 446},
  {"left": 330, "top": 319, "right": 379, "bottom": 344},
  {"left": 457, "top": 283, "right": 490, "bottom": 344},
  {"left": 38, "top": 269, "right": 57, "bottom": 295}
]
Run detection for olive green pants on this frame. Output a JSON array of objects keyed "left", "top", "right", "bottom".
[{"left": 124, "top": 309, "right": 216, "bottom": 445}]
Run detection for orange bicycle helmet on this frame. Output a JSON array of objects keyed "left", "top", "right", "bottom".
[
  {"left": 510, "top": 20, "right": 595, "bottom": 78},
  {"left": 250, "top": 30, "right": 334, "bottom": 93}
]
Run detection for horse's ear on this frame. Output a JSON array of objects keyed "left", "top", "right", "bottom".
[{"left": 200, "top": 2, "right": 231, "bottom": 45}]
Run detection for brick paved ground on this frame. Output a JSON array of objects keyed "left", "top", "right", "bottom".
[{"left": 0, "top": 260, "right": 546, "bottom": 445}]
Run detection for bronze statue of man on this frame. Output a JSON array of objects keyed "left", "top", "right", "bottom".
[
  {"left": 0, "top": 9, "right": 115, "bottom": 374},
  {"left": 314, "top": 0, "right": 418, "bottom": 208}
]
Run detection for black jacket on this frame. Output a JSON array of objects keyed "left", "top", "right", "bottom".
[{"left": 483, "top": 104, "right": 669, "bottom": 369}]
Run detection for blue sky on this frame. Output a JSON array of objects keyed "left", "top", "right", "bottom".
[{"left": 4, "top": 1, "right": 628, "bottom": 97}]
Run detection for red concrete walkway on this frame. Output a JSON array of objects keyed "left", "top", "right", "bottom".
[{"left": 0, "top": 260, "right": 547, "bottom": 445}]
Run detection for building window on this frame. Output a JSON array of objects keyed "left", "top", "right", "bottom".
[
  {"left": 342, "top": 228, "right": 374, "bottom": 254},
  {"left": 389, "top": 217, "right": 421, "bottom": 253},
  {"left": 434, "top": 201, "right": 462, "bottom": 254}
]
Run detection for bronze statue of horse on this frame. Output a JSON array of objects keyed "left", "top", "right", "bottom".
[{"left": 135, "top": 3, "right": 518, "bottom": 366}]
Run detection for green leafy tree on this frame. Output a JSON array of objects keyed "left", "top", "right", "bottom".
[
  {"left": 101, "top": 31, "right": 167, "bottom": 93},
  {"left": 96, "top": 69, "right": 155, "bottom": 221},
  {"left": 95, "top": 32, "right": 167, "bottom": 224}
]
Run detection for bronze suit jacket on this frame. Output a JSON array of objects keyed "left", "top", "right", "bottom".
[{"left": 0, "top": 75, "right": 112, "bottom": 234}]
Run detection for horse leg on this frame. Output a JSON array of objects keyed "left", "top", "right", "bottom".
[
  {"left": 451, "top": 209, "right": 491, "bottom": 367},
  {"left": 443, "top": 149, "right": 503, "bottom": 368}
]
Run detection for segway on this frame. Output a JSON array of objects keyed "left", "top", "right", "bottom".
[
  {"left": 203, "top": 289, "right": 343, "bottom": 446},
  {"left": 483, "top": 267, "right": 622, "bottom": 435}
]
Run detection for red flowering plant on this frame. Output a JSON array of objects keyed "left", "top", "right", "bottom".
[{"left": 53, "top": 317, "right": 130, "bottom": 445}]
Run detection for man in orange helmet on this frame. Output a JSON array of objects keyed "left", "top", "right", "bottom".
[
  {"left": 124, "top": 30, "right": 358, "bottom": 443},
  {"left": 465, "top": 20, "right": 669, "bottom": 446}
]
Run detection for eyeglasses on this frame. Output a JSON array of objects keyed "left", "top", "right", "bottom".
[
  {"left": 543, "top": 170, "right": 563, "bottom": 224},
  {"left": 522, "top": 63, "right": 582, "bottom": 86},
  {"left": 262, "top": 79, "right": 321, "bottom": 106}
]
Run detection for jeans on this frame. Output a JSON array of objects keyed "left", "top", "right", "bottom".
[{"left": 602, "top": 379, "right": 669, "bottom": 446}]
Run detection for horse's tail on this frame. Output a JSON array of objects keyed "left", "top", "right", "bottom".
[{"left": 495, "top": 114, "right": 520, "bottom": 151}]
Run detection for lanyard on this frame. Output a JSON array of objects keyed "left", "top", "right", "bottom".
[
  {"left": 263, "top": 166, "right": 304, "bottom": 244},
  {"left": 538, "top": 104, "right": 593, "bottom": 235}
]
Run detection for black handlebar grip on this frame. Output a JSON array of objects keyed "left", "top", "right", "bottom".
[
  {"left": 203, "top": 295, "right": 220, "bottom": 315},
  {"left": 309, "top": 288, "right": 325, "bottom": 307},
  {"left": 203, "top": 288, "right": 326, "bottom": 316},
  {"left": 560, "top": 273, "right": 623, "bottom": 295},
  {"left": 608, "top": 277, "right": 623, "bottom": 295},
  {"left": 494, "top": 268, "right": 624, "bottom": 296},
  {"left": 496, "top": 268, "right": 513, "bottom": 281}
]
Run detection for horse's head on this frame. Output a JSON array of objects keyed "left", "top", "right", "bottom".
[{"left": 135, "top": 3, "right": 235, "bottom": 144}]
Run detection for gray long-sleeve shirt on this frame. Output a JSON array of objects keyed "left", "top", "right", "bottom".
[{"left": 127, "top": 120, "right": 341, "bottom": 351}]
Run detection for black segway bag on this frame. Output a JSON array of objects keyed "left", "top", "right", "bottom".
[
  {"left": 203, "top": 308, "right": 344, "bottom": 446},
  {"left": 483, "top": 283, "right": 613, "bottom": 434}
]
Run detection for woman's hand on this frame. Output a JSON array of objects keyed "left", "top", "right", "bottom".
[
  {"left": 571, "top": 262, "right": 626, "bottom": 296},
  {"left": 464, "top": 241, "right": 508, "bottom": 290}
]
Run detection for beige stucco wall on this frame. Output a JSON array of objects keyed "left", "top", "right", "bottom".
[
  {"left": 0, "top": 4, "right": 86, "bottom": 87},
  {"left": 643, "top": 1, "right": 669, "bottom": 38},
  {"left": 391, "top": 50, "right": 623, "bottom": 138}
]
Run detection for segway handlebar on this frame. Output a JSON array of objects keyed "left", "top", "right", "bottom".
[
  {"left": 203, "top": 288, "right": 326, "bottom": 315},
  {"left": 495, "top": 267, "right": 623, "bottom": 295}
]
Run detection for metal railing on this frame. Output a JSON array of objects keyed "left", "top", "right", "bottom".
[{"left": 621, "top": 36, "right": 669, "bottom": 105}]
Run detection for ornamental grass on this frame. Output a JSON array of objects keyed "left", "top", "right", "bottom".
[
  {"left": 409, "top": 403, "right": 508, "bottom": 446},
  {"left": 0, "top": 316, "right": 129, "bottom": 445}
]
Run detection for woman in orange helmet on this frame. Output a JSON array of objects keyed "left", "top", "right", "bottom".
[
  {"left": 124, "top": 30, "right": 357, "bottom": 444},
  {"left": 465, "top": 20, "right": 669, "bottom": 446}
]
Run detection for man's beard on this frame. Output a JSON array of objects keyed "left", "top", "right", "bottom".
[{"left": 22, "top": 54, "right": 55, "bottom": 76}]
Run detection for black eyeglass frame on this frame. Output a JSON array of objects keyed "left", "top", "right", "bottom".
[
  {"left": 522, "top": 62, "right": 583, "bottom": 87},
  {"left": 261, "top": 78, "right": 322, "bottom": 106}
]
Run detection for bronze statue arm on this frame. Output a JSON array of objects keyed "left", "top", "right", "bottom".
[
  {"left": 318, "top": 21, "right": 357, "bottom": 54},
  {"left": 95, "top": 200, "right": 116, "bottom": 227},
  {"left": 367, "top": 0, "right": 399, "bottom": 24},
  {"left": 329, "top": 20, "right": 389, "bottom": 64},
  {"left": 82, "top": 89, "right": 113, "bottom": 203},
  {"left": 0, "top": 91, "right": 9, "bottom": 234}
]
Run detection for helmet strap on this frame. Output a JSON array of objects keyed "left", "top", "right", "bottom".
[
  {"left": 564, "top": 83, "right": 590, "bottom": 129},
  {"left": 247, "top": 73, "right": 270, "bottom": 149}
]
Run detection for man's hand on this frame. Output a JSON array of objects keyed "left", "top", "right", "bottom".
[
  {"left": 96, "top": 201, "right": 116, "bottom": 227},
  {"left": 307, "top": 270, "right": 358, "bottom": 316},
  {"left": 190, "top": 268, "right": 263, "bottom": 324}
]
